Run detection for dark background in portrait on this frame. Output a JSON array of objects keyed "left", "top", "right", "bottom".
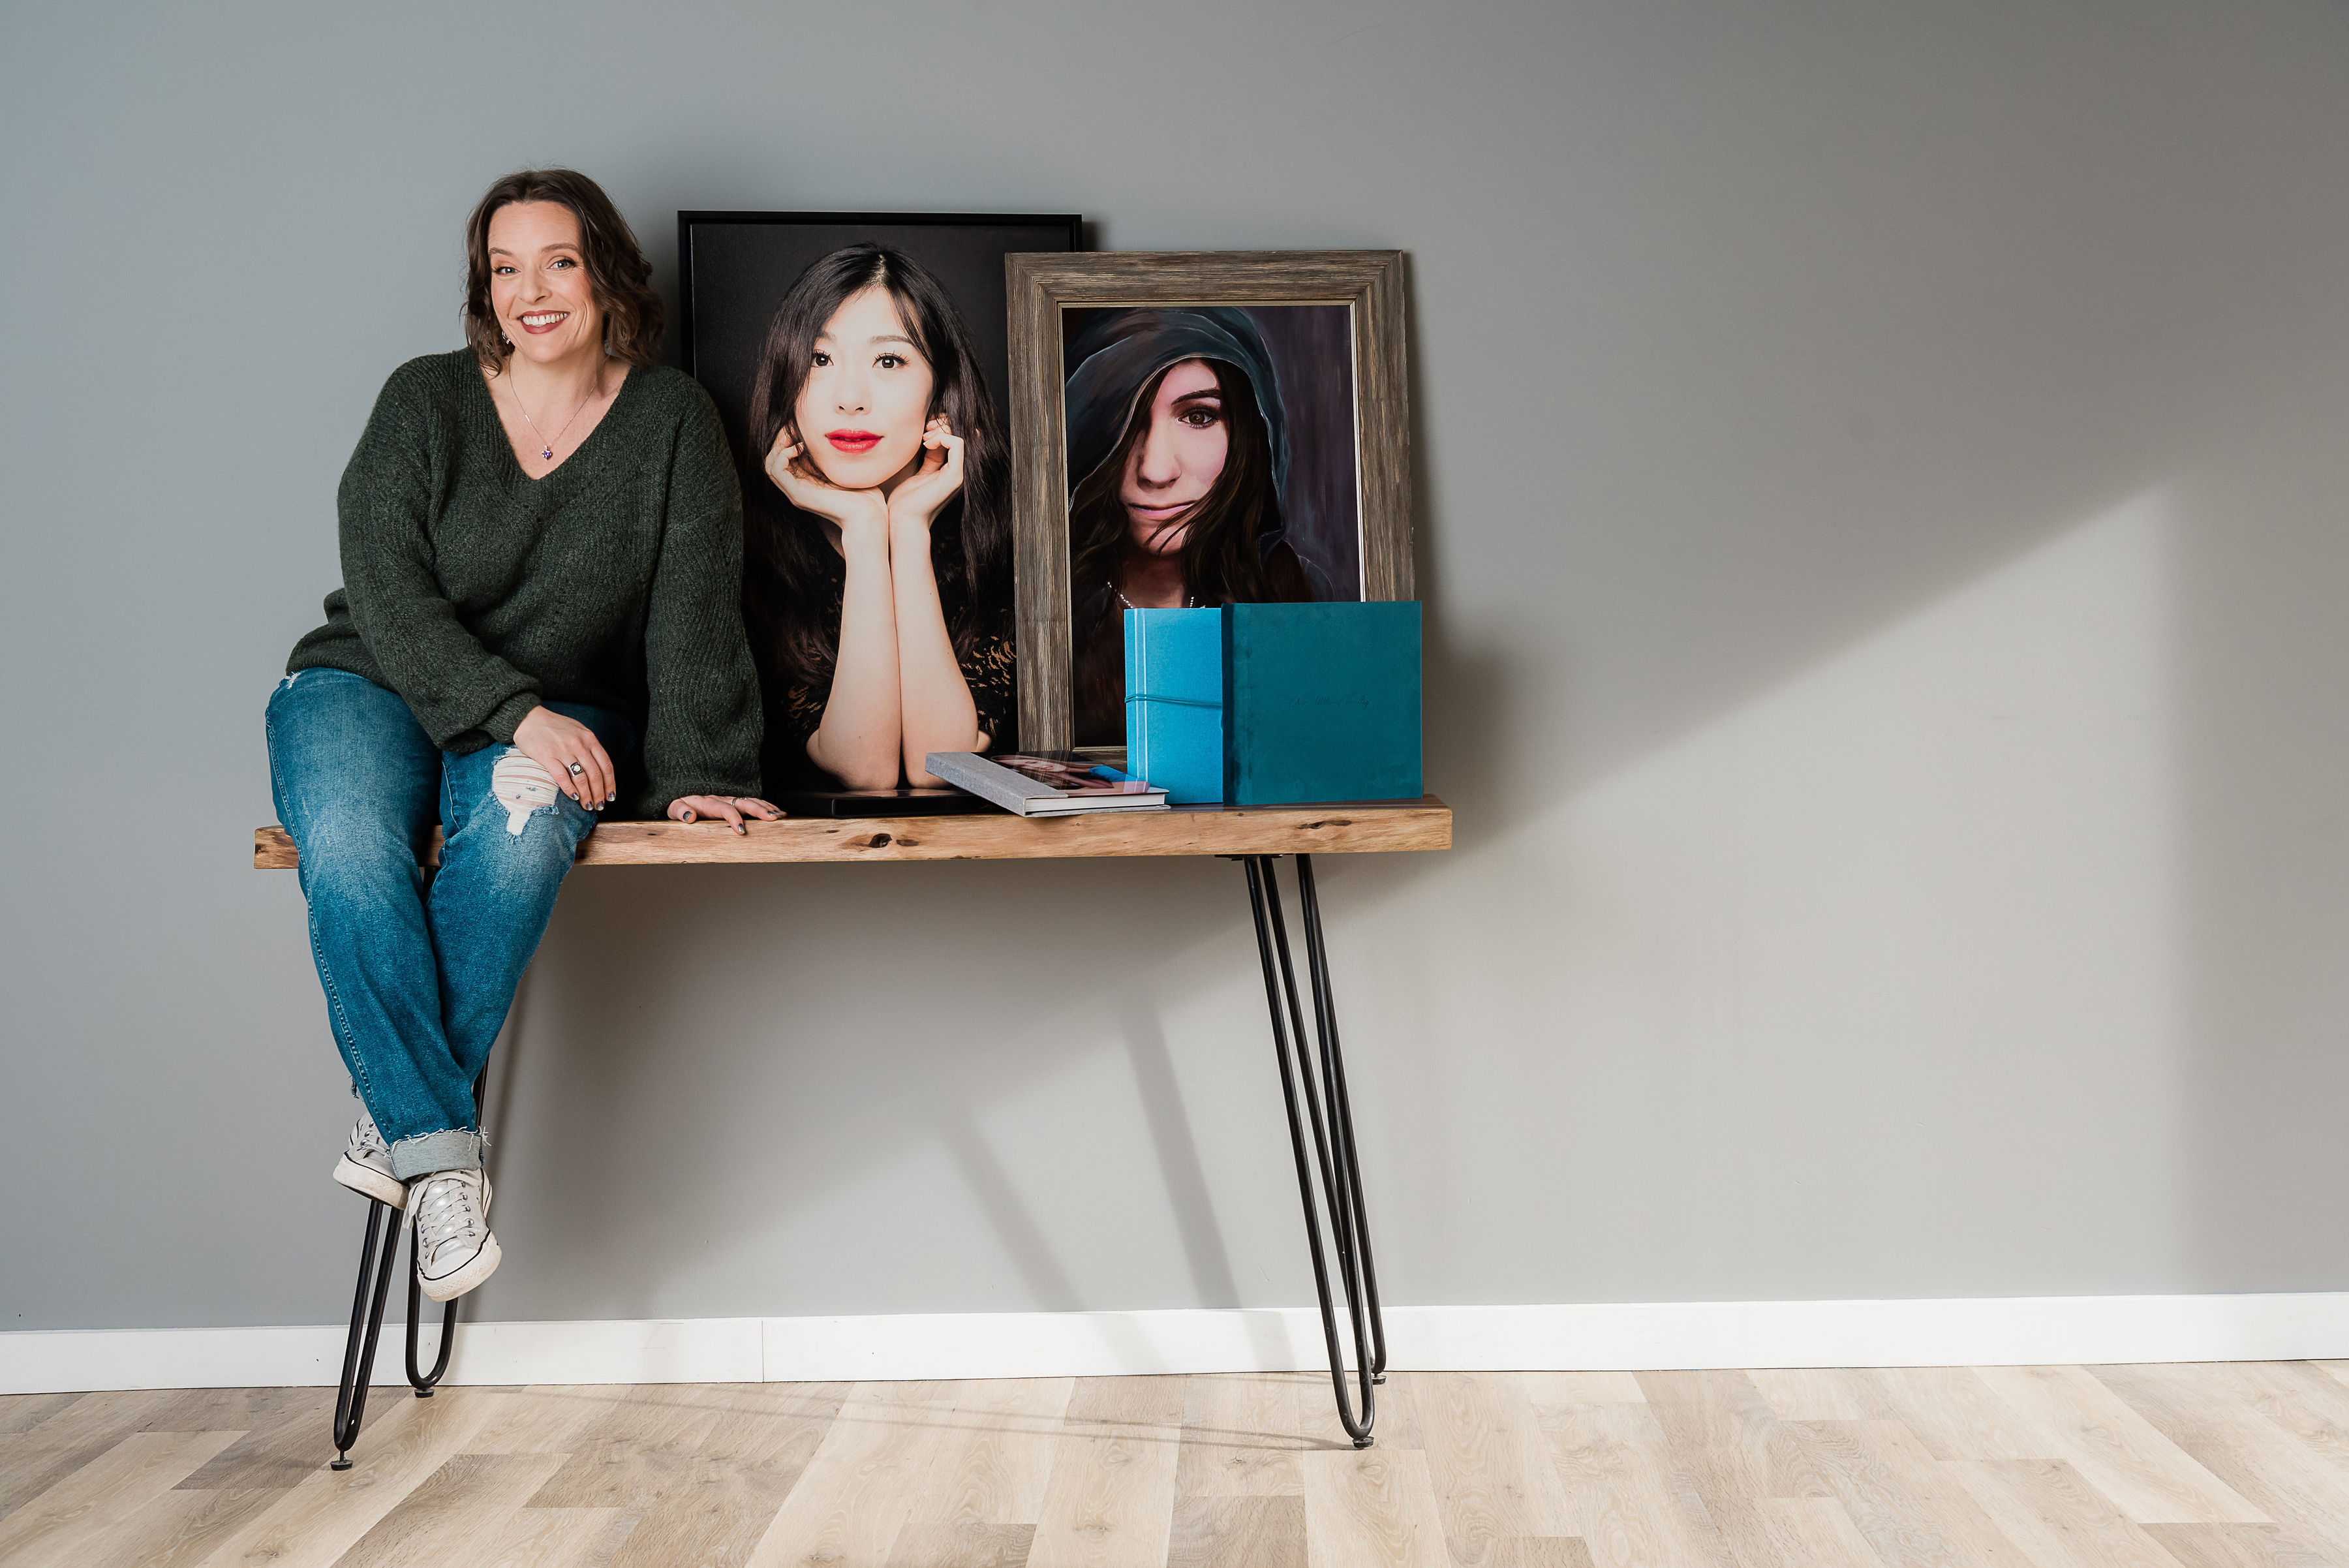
[
  {"left": 1061, "top": 302, "right": 1362, "bottom": 602},
  {"left": 681, "top": 213, "right": 1081, "bottom": 472}
]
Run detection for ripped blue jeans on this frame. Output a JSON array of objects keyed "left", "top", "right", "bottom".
[{"left": 265, "top": 668, "right": 635, "bottom": 1178}]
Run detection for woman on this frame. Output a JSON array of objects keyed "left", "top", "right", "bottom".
[
  {"left": 743, "top": 245, "right": 1015, "bottom": 790},
  {"left": 1064, "top": 307, "right": 1327, "bottom": 746},
  {"left": 269, "top": 169, "right": 775, "bottom": 1302}
]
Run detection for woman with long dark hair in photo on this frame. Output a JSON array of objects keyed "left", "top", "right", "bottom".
[
  {"left": 268, "top": 169, "right": 774, "bottom": 1302},
  {"left": 1064, "top": 307, "right": 1328, "bottom": 746},
  {"left": 744, "top": 244, "right": 1015, "bottom": 791}
]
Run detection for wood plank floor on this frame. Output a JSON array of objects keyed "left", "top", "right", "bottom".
[{"left": 5, "top": 1362, "right": 2349, "bottom": 1567}]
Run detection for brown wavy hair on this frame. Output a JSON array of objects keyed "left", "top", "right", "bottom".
[{"left": 461, "top": 169, "right": 663, "bottom": 373}]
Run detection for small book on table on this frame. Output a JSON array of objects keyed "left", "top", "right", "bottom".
[{"left": 923, "top": 752, "right": 1171, "bottom": 816}]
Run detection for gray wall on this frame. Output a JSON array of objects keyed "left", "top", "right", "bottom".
[{"left": 4, "top": 0, "right": 2346, "bottom": 1334}]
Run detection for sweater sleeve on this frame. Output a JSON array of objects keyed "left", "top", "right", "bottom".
[
  {"left": 635, "top": 390, "right": 764, "bottom": 813},
  {"left": 337, "top": 363, "right": 542, "bottom": 749}
]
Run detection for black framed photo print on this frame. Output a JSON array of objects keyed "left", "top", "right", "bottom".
[{"left": 679, "top": 212, "right": 1081, "bottom": 783}]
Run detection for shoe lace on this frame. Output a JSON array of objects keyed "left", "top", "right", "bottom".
[
  {"left": 412, "top": 1174, "right": 485, "bottom": 1267},
  {"left": 352, "top": 1112, "right": 390, "bottom": 1159}
]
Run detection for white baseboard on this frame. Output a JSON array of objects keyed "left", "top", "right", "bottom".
[{"left": 8, "top": 1293, "right": 2349, "bottom": 1395}]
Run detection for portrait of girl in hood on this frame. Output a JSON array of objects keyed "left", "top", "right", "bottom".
[
  {"left": 1064, "top": 305, "right": 1359, "bottom": 746},
  {"left": 744, "top": 244, "right": 1016, "bottom": 790}
]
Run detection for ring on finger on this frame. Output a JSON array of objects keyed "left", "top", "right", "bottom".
[{"left": 566, "top": 761, "right": 585, "bottom": 776}]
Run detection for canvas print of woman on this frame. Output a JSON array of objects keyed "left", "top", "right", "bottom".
[
  {"left": 1064, "top": 304, "right": 1362, "bottom": 746},
  {"left": 744, "top": 245, "right": 1016, "bottom": 790}
]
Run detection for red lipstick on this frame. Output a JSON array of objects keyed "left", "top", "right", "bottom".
[{"left": 826, "top": 429, "right": 882, "bottom": 454}]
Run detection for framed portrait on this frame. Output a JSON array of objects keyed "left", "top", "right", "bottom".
[
  {"left": 1004, "top": 251, "right": 1412, "bottom": 754},
  {"left": 678, "top": 212, "right": 1081, "bottom": 788}
]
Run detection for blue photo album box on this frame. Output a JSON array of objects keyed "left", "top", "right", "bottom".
[
  {"left": 1122, "top": 602, "right": 1423, "bottom": 807},
  {"left": 1124, "top": 607, "right": 1225, "bottom": 805},
  {"left": 1225, "top": 601, "right": 1422, "bottom": 805}
]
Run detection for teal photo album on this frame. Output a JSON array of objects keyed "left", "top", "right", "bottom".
[{"left": 1122, "top": 602, "right": 1422, "bottom": 807}]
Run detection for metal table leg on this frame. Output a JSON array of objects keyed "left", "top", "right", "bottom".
[
  {"left": 328, "top": 1071, "right": 484, "bottom": 1469},
  {"left": 328, "top": 1198, "right": 401, "bottom": 1470},
  {"left": 1242, "top": 853, "right": 1389, "bottom": 1447},
  {"left": 405, "top": 1263, "right": 460, "bottom": 1396}
]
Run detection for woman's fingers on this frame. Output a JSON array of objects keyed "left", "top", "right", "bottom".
[
  {"left": 552, "top": 726, "right": 612, "bottom": 807},
  {"left": 890, "top": 428, "right": 966, "bottom": 529},
  {"left": 767, "top": 431, "right": 822, "bottom": 502},
  {"left": 765, "top": 425, "right": 799, "bottom": 470},
  {"left": 737, "top": 797, "right": 784, "bottom": 820},
  {"left": 767, "top": 436, "right": 892, "bottom": 537},
  {"left": 666, "top": 795, "right": 755, "bottom": 833},
  {"left": 583, "top": 733, "right": 617, "bottom": 809},
  {"left": 515, "top": 708, "right": 619, "bottom": 808},
  {"left": 930, "top": 432, "right": 965, "bottom": 491},
  {"left": 767, "top": 442, "right": 808, "bottom": 495},
  {"left": 546, "top": 743, "right": 587, "bottom": 805}
]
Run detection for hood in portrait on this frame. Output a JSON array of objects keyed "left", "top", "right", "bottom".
[{"left": 1064, "top": 306, "right": 1291, "bottom": 502}]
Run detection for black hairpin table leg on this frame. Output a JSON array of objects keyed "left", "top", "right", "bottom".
[
  {"left": 329, "top": 1197, "right": 401, "bottom": 1470},
  {"left": 328, "top": 1071, "right": 485, "bottom": 1469},
  {"left": 1242, "top": 853, "right": 1389, "bottom": 1447},
  {"left": 404, "top": 1260, "right": 461, "bottom": 1396}
]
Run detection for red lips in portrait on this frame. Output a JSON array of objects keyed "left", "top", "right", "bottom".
[{"left": 825, "top": 429, "right": 883, "bottom": 454}]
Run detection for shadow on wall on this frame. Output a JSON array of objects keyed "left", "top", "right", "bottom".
[{"left": 463, "top": 854, "right": 1298, "bottom": 1323}]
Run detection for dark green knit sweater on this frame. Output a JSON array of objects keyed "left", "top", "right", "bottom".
[{"left": 288, "top": 350, "right": 762, "bottom": 815}]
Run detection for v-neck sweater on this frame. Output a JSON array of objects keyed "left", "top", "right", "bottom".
[{"left": 286, "top": 349, "right": 762, "bottom": 814}]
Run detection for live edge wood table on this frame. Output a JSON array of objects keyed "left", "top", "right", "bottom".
[{"left": 254, "top": 797, "right": 1452, "bottom": 1463}]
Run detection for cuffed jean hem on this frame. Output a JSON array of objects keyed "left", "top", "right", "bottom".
[{"left": 390, "top": 1128, "right": 485, "bottom": 1180}]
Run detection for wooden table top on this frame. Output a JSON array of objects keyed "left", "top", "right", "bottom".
[{"left": 252, "top": 797, "right": 1451, "bottom": 869}]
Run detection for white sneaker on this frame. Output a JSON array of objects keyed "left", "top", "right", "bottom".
[
  {"left": 410, "top": 1169, "right": 500, "bottom": 1301},
  {"left": 332, "top": 1108, "right": 405, "bottom": 1208}
]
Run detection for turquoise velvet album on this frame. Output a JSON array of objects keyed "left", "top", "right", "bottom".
[
  {"left": 1123, "top": 602, "right": 1423, "bottom": 807},
  {"left": 1124, "top": 608, "right": 1226, "bottom": 805}
]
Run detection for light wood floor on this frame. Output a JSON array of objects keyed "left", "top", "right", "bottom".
[{"left": 7, "top": 1362, "right": 2349, "bottom": 1567}]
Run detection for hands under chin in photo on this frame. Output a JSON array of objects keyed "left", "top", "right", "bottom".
[
  {"left": 882, "top": 414, "right": 966, "bottom": 532},
  {"left": 764, "top": 415, "right": 965, "bottom": 551},
  {"left": 765, "top": 427, "right": 889, "bottom": 545}
]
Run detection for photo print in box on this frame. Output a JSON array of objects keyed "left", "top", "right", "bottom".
[{"left": 679, "top": 212, "right": 1081, "bottom": 788}]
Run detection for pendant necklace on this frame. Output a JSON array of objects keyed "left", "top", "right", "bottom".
[
  {"left": 1114, "top": 581, "right": 1198, "bottom": 611},
  {"left": 512, "top": 373, "right": 593, "bottom": 464}
]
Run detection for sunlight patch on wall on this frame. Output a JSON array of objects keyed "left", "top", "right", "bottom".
[{"left": 1411, "top": 492, "right": 2185, "bottom": 1285}]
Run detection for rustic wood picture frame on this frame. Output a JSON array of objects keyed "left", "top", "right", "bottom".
[{"left": 1006, "top": 251, "right": 1413, "bottom": 753}]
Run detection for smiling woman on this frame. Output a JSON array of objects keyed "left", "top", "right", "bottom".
[
  {"left": 268, "top": 168, "right": 774, "bottom": 1315},
  {"left": 460, "top": 169, "right": 663, "bottom": 403}
]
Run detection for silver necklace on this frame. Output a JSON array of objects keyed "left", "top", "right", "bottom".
[
  {"left": 511, "top": 374, "right": 594, "bottom": 463},
  {"left": 1114, "top": 581, "right": 1199, "bottom": 611}
]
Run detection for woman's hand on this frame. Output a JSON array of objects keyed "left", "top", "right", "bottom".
[
  {"left": 766, "top": 426, "right": 888, "bottom": 544},
  {"left": 666, "top": 795, "right": 782, "bottom": 835},
  {"left": 885, "top": 415, "right": 966, "bottom": 532},
  {"left": 513, "top": 705, "right": 616, "bottom": 808}
]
